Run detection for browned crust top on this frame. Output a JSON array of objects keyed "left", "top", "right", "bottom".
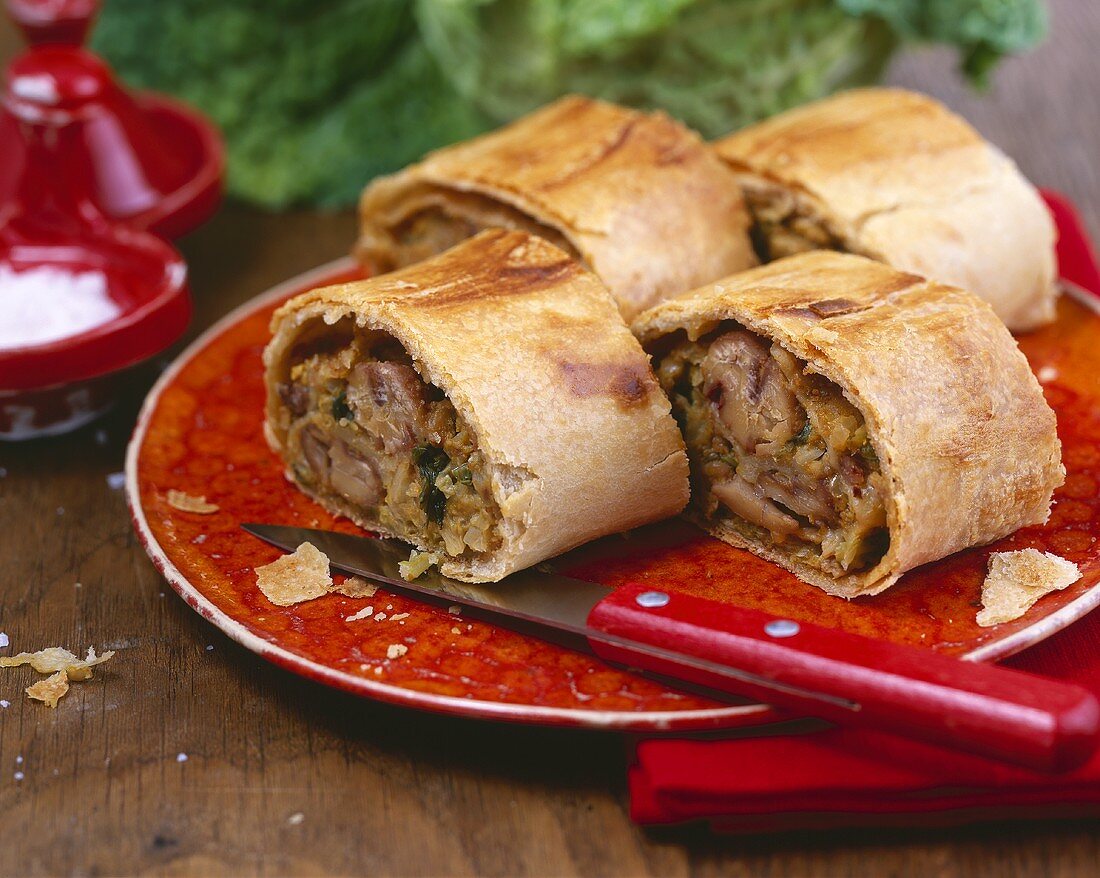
[
  {"left": 633, "top": 251, "right": 1063, "bottom": 597},
  {"left": 357, "top": 95, "right": 758, "bottom": 320}
]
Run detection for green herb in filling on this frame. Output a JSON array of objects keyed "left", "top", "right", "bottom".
[
  {"left": 788, "top": 421, "right": 812, "bottom": 448},
  {"left": 414, "top": 444, "right": 450, "bottom": 524},
  {"left": 331, "top": 389, "right": 352, "bottom": 421}
]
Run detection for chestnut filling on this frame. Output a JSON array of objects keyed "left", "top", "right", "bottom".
[
  {"left": 742, "top": 185, "right": 846, "bottom": 263},
  {"left": 376, "top": 192, "right": 579, "bottom": 272},
  {"left": 658, "top": 327, "right": 889, "bottom": 574},
  {"left": 277, "top": 334, "right": 502, "bottom": 559}
]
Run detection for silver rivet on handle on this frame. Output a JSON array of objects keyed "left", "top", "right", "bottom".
[
  {"left": 764, "top": 619, "right": 800, "bottom": 638},
  {"left": 635, "top": 590, "right": 670, "bottom": 608}
]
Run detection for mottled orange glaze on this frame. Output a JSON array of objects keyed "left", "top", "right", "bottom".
[{"left": 133, "top": 267, "right": 1100, "bottom": 725}]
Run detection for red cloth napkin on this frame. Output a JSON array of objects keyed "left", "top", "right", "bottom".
[{"left": 628, "top": 191, "right": 1100, "bottom": 832}]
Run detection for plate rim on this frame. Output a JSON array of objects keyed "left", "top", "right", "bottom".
[{"left": 125, "top": 261, "right": 1100, "bottom": 730}]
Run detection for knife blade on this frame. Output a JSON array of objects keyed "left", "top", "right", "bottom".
[
  {"left": 242, "top": 523, "right": 856, "bottom": 711},
  {"left": 243, "top": 523, "right": 1099, "bottom": 772}
]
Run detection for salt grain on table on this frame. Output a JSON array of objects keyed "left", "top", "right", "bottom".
[
  {"left": 0, "top": 632, "right": 9, "bottom": 649},
  {"left": 106, "top": 472, "right": 125, "bottom": 490}
]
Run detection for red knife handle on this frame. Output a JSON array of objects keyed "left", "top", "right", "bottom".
[{"left": 587, "top": 583, "right": 1099, "bottom": 773}]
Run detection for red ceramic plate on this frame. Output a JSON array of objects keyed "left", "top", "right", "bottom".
[{"left": 127, "top": 260, "right": 1100, "bottom": 731}]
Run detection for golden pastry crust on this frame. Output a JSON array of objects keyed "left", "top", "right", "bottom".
[
  {"left": 715, "top": 88, "right": 1058, "bottom": 332},
  {"left": 266, "top": 229, "right": 690, "bottom": 582},
  {"left": 357, "top": 95, "right": 757, "bottom": 321},
  {"left": 633, "top": 250, "right": 1064, "bottom": 597}
]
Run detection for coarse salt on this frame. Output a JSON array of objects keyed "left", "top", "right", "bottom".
[{"left": 0, "top": 265, "right": 122, "bottom": 349}]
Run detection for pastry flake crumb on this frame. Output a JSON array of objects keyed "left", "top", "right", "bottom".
[
  {"left": 166, "top": 489, "right": 219, "bottom": 514},
  {"left": 1, "top": 646, "right": 115, "bottom": 680},
  {"left": 399, "top": 550, "right": 438, "bottom": 581},
  {"left": 26, "top": 671, "right": 69, "bottom": 708},
  {"left": 255, "top": 542, "right": 332, "bottom": 607},
  {"left": 977, "top": 549, "right": 1081, "bottom": 627},
  {"left": 386, "top": 643, "right": 408, "bottom": 660},
  {"left": 374, "top": 612, "right": 388, "bottom": 622},
  {"left": 345, "top": 606, "right": 374, "bottom": 622},
  {"left": 390, "top": 613, "right": 409, "bottom": 621},
  {"left": 65, "top": 647, "right": 115, "bottom": 681},
  {"left": 451, "top": 626, "right": 462, "bottom": 635},
  {"left": 447, "top": 605, "right": 461, "bottom": 615},
  {"left": 333, "top": 576, "right": 378, "bottom": 599}
]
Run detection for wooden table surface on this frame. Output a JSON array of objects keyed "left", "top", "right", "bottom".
[{"left": 2, "top": 3, "right": 1098, "bottom": 875}]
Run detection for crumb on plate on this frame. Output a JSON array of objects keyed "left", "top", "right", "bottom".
[
  {"left": 254, "top": 542, "right": 332, "bottom": 607},
  {"left": 977, "top": 549, "right": 1081, "bottom": 627},
  {"left": 333, "top": 576, "right": 378, "bottom": 599},
  {"left": 166, "top": 489, "right": 219, "bottom": 514},
  {"left": 386, "top": 644, "right": 408, "bottom": 660}
]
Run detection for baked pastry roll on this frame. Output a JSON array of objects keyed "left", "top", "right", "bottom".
[
  {"left": 356, "top": 95, "right": 757, "bottom": 321},
  {"left": 265, "top": 229, "right": 689, "bottom": 582},
  {"left": 633, "top": 251, "right": 1063, "bottom": 598},
  {"left": 715, "top": 88, "right": 1058, "bottom": 332}
]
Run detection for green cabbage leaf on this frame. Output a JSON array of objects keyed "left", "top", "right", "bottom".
[{"left": 92, "top": 0, "right": 1047, "bottom": 208}]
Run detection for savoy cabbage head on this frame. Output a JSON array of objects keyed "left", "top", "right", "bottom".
[{"left": 93, "top": 0, "right": 1047, "bottom": 209}]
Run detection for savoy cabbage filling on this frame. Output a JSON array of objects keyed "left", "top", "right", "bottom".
[{"left": 277, "top": 332, "right": 502, "bottom": 560}]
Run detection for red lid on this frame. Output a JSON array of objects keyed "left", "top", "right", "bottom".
[
  {"left": 7, "top": 0, "right": 98, "bottom": 46},
  {"left": 0, "top": 0, "right": 224, "bottom": 238}
]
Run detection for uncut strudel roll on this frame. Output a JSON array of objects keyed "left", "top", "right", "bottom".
[
  {"left": 715, "top": 88, "right": 1058, "bottom": 331},
  {"left": 265, "top": 230, "right": 690, "bottom": 583},
  {"left": 356, "top": 95, "right": 757, "bottom": 321},
  {"left": 632, "top": 251, "right": 1063, "bottom": 598}
]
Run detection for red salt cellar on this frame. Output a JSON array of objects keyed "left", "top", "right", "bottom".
[{"left": 0, "top": 0, "right": 223, "bottom": 439}]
